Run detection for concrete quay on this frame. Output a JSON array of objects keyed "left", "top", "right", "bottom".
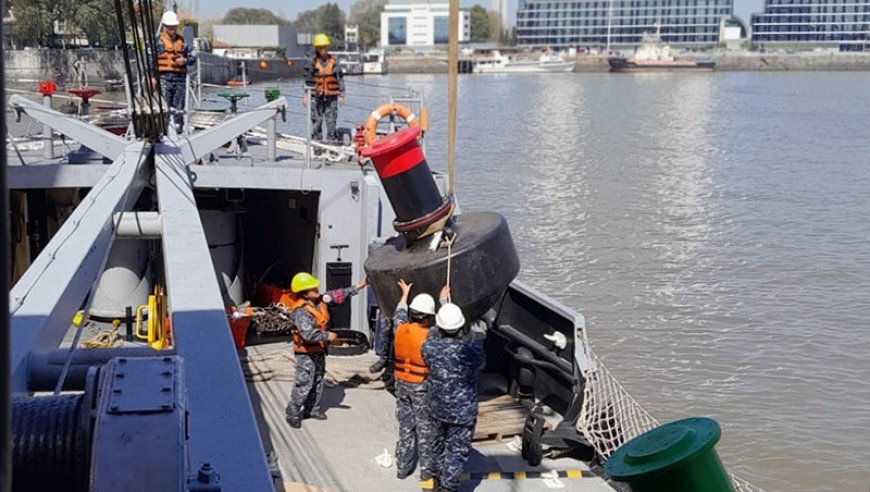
[{"left": 387, "top": 51, "right": 870, "bottom": 73}]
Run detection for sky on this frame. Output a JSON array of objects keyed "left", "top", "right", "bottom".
[{"left": 198, "top": 0, "right": 762, "bottom": 27}]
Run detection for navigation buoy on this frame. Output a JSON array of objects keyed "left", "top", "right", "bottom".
[
  {"left": 361, "top": 126, "right": 452, "bottom": 240},
  {"left": 365, "top": 211, "right": 520, "bottom": 322}
]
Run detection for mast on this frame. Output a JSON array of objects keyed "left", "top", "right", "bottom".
[{"left": 448, "top": 0, "right": 458, "bottom": 197}]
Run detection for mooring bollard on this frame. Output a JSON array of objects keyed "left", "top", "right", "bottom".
[{"left": 604, "top": 417, "right": 735, "bottom": 492}]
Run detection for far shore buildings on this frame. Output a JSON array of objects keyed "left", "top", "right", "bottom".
[
  {"left": 493, "top": 0, "right": 511, "bottom": 28},
  {"left": 515, "top": 0, "right": 868, "bottom": 51},
  {"left": 380, "top": 0, "right": 471, "bottom": 47},
  {"left": 212, "top": 25, "right": 309, "bottom": 59},
  {"left": 516, "top": 0, "right": 744, "bottom": 49},
  {"left": 751, "top": 0, "right": 869, "bottom": 51}
]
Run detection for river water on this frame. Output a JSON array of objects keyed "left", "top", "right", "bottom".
[{"left": 268, "top": 71, "right": 870, "bottom": 491}]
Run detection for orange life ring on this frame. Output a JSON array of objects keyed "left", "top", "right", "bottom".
[{"left": 363, "top": 103, "right": 419, "bottom": 146}]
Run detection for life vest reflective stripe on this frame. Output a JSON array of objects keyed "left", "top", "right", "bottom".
[
  {"left": 394, "top": 322, "right": 430, "bottom": 384},
  {"left": 157, "top": 32, "right": 186, "bottom": 74},
  {"left": 292, "top": 301, "right": 331, "bottom": 353},
  {"left": 312, "top": 56, "right": 341, "bottom": 97}
]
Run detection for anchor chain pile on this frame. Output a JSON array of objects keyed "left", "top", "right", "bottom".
[
  {"left": 577, "top": 343, "right": 766, "bottom": 492},
  {"left": 251, "top": 304, "right": 294, "bottom": 336}
]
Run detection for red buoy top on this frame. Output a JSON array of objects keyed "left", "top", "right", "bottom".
[
  {"left": 69, "top": 87, "right": 102, "bottom": 102},
  {"left": 38, "top": 81, "right": 56, "bottom": 96},
  {"left": 361, "top": 126, "right": 424, "bottom": 179}
]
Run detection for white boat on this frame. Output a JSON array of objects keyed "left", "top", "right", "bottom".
[
  {"left": 474, "top": 50, "right": 575, "bottom": 74},
  {"left": 362, "top": 49, "right": 388, "bottom": 75},
  {"left": 336, "top": 49, "right": 388, "bottom": 75}
]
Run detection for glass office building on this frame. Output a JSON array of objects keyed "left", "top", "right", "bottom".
[
  {"left": 516, "top": 0, "right": 734, "bottom": 48},
  {"left": 380, "top": 1, "right": 471, "bottom": 47},
  {"left": 388, "top": 17, "right": 408, "bottom": 45},
  {"left": 751, "top": 0, "right": 870, "bottom": 50}
]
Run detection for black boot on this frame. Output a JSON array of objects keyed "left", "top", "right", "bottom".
[
  {"left": 285, "top": 415, "right": 301, "bottom": 428},
  {"left": 369, "top": 357, "right": 388, "bottom": 373},
  {"left": 304, "top": 411, "right": 327, "bottom": 421}
]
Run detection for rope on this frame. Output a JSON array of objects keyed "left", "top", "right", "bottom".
[
  {"left": 445, "top": 234, "right": 455, "bottom": 303},
  {"left": 80, "top": 326, "right": 121, "bottom": 349}
]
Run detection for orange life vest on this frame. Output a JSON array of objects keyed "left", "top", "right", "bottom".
[
  {"left": 157, "top": 32, "right": 186, "bottom": 74},
  {"left": 394, "top": 322, "right": 430, "bottom": 384},
  {"left": 291, "top": 300, "right": 331, "bottom": 353},
  {"left": 312, "top": 56, "right": 340, "bottom": 97}
]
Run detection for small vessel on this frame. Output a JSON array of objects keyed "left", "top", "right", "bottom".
[
  {"left": 212, "top": 45, "right": 302, "bottom": 84},
  {"left": 474, "top": 50, "right": 575, "bottom": 74},
  {"left": 608, "top": 26, "right": 715, "bottom": 72},
  {"left": 362, "top": 49, "right": 388, "bottom": 75},
  {"left": 334, "top": 24, "right": 388, "bottom": 75},
  {"left": 334, "top": 49, "right": 388, "bottom": 76}
]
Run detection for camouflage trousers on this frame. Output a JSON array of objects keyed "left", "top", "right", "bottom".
[
  {"left": 431, "top": 419, "right": 475, "bottom": 492},
  {"left": 160, "top": 72, "right": 186, "bottom": 130},
  {"left": 285, "top": 351, "right": 326, "bottom": 420},
  {"left": 395, "top": 380, "right": 438, "bottom": 479},
  {"left": 376, "top": 318, "right": 394, "bottom": 359},
  {"left": 311, "top": 96, "right": 338, "bottom": 143}
]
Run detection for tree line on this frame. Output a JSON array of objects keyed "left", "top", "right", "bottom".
[
  {"left": 221, "top": 2, "right": 513, "bottom": 47},
  {"left": 5, "top": 0, "right": 164, "bottom": 48},
  {"left": 6, "top": 0, "right": 513, "bottom": 49}
]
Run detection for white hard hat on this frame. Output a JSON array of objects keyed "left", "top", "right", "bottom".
[
  {"left": 409, "top": 294, "right": 436, "bottom": 316},
  {"left": 161, "top": 11, "right": 180, "bottom": 26},
  {"left": 436, "top": 303, "right": 465, "bottom": 332}
]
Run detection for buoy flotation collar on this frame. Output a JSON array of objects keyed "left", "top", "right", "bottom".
[{"left": 363, "top": 102, "right": 419, "bottom": 145}]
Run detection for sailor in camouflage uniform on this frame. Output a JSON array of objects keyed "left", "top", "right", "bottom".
[
  {"left": 284, "top": 272, "right": 368, "bottom": 428},
  {"left": 391, "top": 280, "right": 449, "bottom": 481},
  {"left": 422, "top": 303, "right": 485, "bottom": 492}
]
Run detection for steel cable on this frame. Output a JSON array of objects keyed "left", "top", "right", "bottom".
[
  {"left": 113, "top": 0, "right": 139, "bottom": 136},
  {"left": 11, "top": 395, "right": 88, "bottom": 492}
]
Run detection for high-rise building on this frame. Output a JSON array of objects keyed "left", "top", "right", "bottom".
[
  {"left": 751, "top": 0, "right": 870, "bottom": 51},
  {"left": 492, "top": 0, "right": 510, "bottom": 28},
  {"left": 380, "top": 1, "right": 471, "bottom": 47},
  {"left": 516, "top": 0, "right": 735, "bottom": 48}
]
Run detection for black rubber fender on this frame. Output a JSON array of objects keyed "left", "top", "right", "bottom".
[{"left": 365, "top": 211, "right": 520, "bottom": 322}]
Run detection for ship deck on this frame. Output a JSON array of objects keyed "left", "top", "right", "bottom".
[
  {"left": 6, "top": 126, "right": 363, "bottom": 191},
  {"left": 9, "top": 100, "right": 615, "bottom": 492},
  {"left": 245, "top": 343, "right": 615, "bottom": 492}
]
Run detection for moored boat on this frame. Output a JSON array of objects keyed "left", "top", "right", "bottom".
[
  {"left": 608, "top": 26, "right": 715, "bottom": 72},
  {"left": 474, "top": 50, "right": 576, "bottom": 74}
]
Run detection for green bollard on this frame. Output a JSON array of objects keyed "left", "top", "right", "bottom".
[
  {"left": 604, "top": 417, "right": 735, "bottom": 492},
  {"left": 264, "top": 87, "right": 280, "bottom": 102}
]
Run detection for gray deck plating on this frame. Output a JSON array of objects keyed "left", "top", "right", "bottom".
[{"left": 246, "top": 348, "right": 613, "bottom": 492}]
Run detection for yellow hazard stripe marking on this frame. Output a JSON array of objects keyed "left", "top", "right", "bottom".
[{"left": 459, "top": 469, "right": 587, "bottom": 481}]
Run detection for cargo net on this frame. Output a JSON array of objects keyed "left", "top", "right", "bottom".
[{"left": 577, "top": 343, "right": 766, "bottom": 492}]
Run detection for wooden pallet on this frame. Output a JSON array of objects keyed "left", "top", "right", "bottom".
[{"left": 473, "top": 394, "right": 529, "bottom": 443}]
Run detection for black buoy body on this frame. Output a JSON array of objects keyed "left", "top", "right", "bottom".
[
  {"left": 365, "top": 212, "right": 520, "bottom": 322},
  {"left": 361, "top": 126, "right": 453, "bottom": 239}
]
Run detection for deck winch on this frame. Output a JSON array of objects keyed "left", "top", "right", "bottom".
[{"left": 363, "top": 126, "right": 520, "bottom": 323}]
